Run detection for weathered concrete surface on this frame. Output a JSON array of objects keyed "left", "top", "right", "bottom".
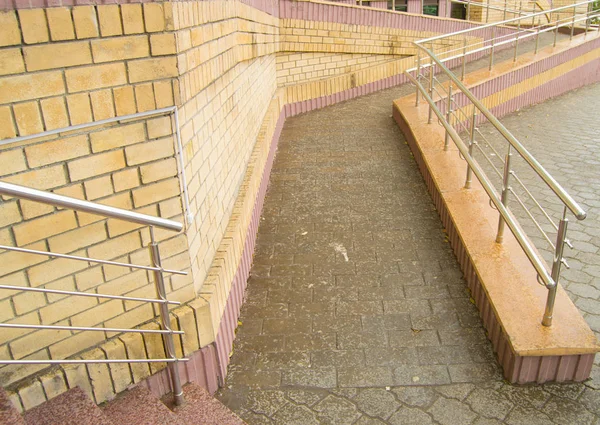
[{"left": 216, "top": 81, "right": 600, "bottom": 423}]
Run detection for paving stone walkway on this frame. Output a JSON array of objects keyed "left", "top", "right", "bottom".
[{"left": 216, "top": 78, "right": 600, "bottom": 424}]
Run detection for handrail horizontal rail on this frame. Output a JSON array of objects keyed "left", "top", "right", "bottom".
[
  {"left": 405, "top": 70, "right": 556, "bottom": 288},
  {"left": 417, "top": 0, "right": 597, "bottom": 44},
  {"left": 408, "top": 13, "right": 600, "bottom": 73},
  {"left": 451, "top": 0, "right": 538, "bottom": 15},
  {"left": 0, "top": 358, "right": 188, "bottom": 365},
  {"left": 0, "top": 107, "right": 176, "bottom": 148},
  {"left": 0, "top": 181, "right": 183, "bottom": 232},
  {"left": 0, "top": 284, "right": 181, "bottom": 305},
  {"left": 0, "top": 244, "right": 188, "bottom": 276},
  {"left": 0, "top": 323, "right": 184, "bottom": 335},
  {"left": 413, "top": 45, "right": 587, "bottom": 220}
]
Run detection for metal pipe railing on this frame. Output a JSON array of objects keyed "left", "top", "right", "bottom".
[
  {"left": 418, "top": 0, "right": 597, "bottom": 45},
  {"left": 0, "top": 323, "right": 185, "bottom": 335},
  {"left": 406, "top": 71, "right": 555, "bottom": 290},
  {"left": 0, "top": 181, "right": 187, "bottom": 405},
  {"left": 0, "top": 107, "right": 194, "bottom": 227},
  {"left": 0, "top": 181, "right": 183, "bottom": 231},
  {"left": 0, "top": 244, "right": 187, "bottom": 276},
  {"left": 0, "top": 284, "right": 182, "bottom": 305},
  {"left": 0, "top": 358, "right": 188, "bottom": 365},
  {"left": 414, "top": 44, "right": 587, "bottom": 220},
  {"left": 410, "top": 11, "right": 600, "bottom": 75},
  {"left": 406, "top": 0, "right": 592, "bottom": 326}
]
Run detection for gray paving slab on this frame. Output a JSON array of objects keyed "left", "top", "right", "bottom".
[{"left": 217, "top": 39, "right": 599, "bottom": 425}]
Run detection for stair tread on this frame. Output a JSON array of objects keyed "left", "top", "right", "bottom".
[
  {"left": 173, "top": 384, "right": 245, "bottom": 425},
  {"left": 23, "top": 387, "right": 113, "bottom": 425},
  {"left": 103, "top": 386, "right": 179, "bottom": 425},
  {"left": 0, "top": 388, "right": 25, "bottom": 425}
]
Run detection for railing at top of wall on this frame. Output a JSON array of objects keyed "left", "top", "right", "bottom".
[
  {"left": 415, "top": 0, "right": 599, "bottom": 77},
  {"left": 0, "top": 107, "right": 194, "bottom": 228},
  {"left": 451, "top": 0, "right": 547, "bottom": 24},
  {"left": 0, "top": 181, "right": 188, "bottom": 406},
  {"left": 406, "top": 0, "right": 597, "bottom": 326}
]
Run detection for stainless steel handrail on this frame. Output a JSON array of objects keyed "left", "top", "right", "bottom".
[
  {"left": 443, "top": 12, "right": 598, "bottom": 60},
  {"left": 0, "top": 181, "right": 187, "bottom": 405},
  {"left": 0, "top": 244, "right": 187, "bottom": 276},
  {"left": 0, "top": 181, "right": 182, "bottom": 232},
  {"left": 0, "top": 284, "right": 182, "bottom": 305},
  {"left": 0, "top": 107, "right": 175, "bottom": 147},
  {"left": 0, "top": 359, "right": 188, "bottom": 365},
  {"left": 407, "top": 0, "right": 593, "bottom": 326},
  {"left": 0, "top": 323, "right": 185, "bottom": 335},
  {"left": 419, "top": 0, "right": 597, "bottom": 44},
  {"left": 0, "top": 107, "right": 194, "bottom": 227},
  {"left": 414, "top": 45, "right": 587, "bottom": 220},
  {"left": 406, "top": 72, "right": 555, "bottom": 287}
]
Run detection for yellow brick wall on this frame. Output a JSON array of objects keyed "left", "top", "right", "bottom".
[
  {"left": 0, "top": 0, "right": 466, "bottom": 410},
  {"left": 280, "top": 18, "right": 424, "bottom": 55},
  {"left": 0, "top": 4, "right": 195, "bottom": 389},
  {"left": 0, "top": 116, "right": 194, "bottom": 387},
  {"left": 0, "top": 6, "right": 179, "bottom": 138},
  {"left": 170, "top": 1, "right": 279, "bottom": 304},
  {"left": 276, "top": 52, "right": 406, "bottom": 86}
]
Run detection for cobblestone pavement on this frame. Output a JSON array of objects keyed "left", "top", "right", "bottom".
[{"left": 216, "top": 78, "right": 600, "bottom": 424}]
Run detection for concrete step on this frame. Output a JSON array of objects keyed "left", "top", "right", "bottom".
[
  {"left": 22, "top": 387, "right": 114, "bottom": 425},
  {"left": 102, "top": 386, "right": 179, "bottom": 425},
  {"left": 0, "top": 388, "right": 25, "bottom": 425},
  {"left": 171, "top": 384, "right": 245, "bottom": 425}
]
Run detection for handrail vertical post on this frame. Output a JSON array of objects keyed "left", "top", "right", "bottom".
[
  {"left": 149, "top": 227, "right": 184, "bottom": 406},
  {"left": 465, "top": 109, "right": 477, "bottom": 188},
  {"left": 496, "top": 147, "right": 512, "bottom": 243},
  {"left": 571, "top": 4, "right": 577, "bottom": 40},
  {"left": 585, "top": 2, "right": 590, "bottom": 38},
  {"left": 486, "top": 0, "right": 490, "bottom": 22},
  {"left": 428, "top": 62, "right": 434, "bottom": 123},
  {"left": 415, "top": 50, "right": 422, "bottom": 106},
  {"left": 444, "top": 84, "right": 453, "bottom": 151},
  {"left": 542, "top": 210, "right": 569, "bottom": 326},
  {"left": 554, "top": 13, "right": 560, "bottom": 46},
  {"left": 534, "top": 25, "right": 541, "bottom": 53},
  {"left": 513, "top": 1, "right": 522, "bottom": 62},
  {"left": 489, "top": 26, "right": 496, "bottom": 70},
  {"left": 461, "top": 37, "right": 468, "bottom": 80},
  {"left": 503, "top": 0, "right": 507, "bottom": 20},
  {"left": 467, "top": 0, "right": 472, "bottom": 19}
]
